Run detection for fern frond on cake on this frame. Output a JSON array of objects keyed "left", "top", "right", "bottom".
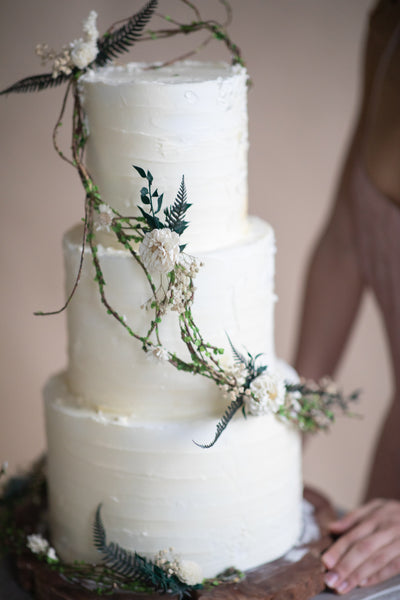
[
  {"left": 93, "top": 505, "right": 201, "bottom": 598},
  {"left": 164, "top": 175, "right": 192, "bottom": 236},
  {"left": 95, "top": 0, "right": 159, "bottom": 67}
]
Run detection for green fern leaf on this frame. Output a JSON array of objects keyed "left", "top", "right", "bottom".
[
  {"left": 0, "top": 72, "right": 70, "bottom": 95},
  {"left": 226, "top": 334, "right": 248, "bottom": 366},
  {"left": 164, "top": 175, "right": 192, "bottom": 235},
  {"left": 93, "top": 505, "right": 200, "bottom": 598},
  {"left": 95, "top": 0, "right": 158, "bottom": 67},
  {"left": 194, "top": 396, "right": 244, "bottom": 448}
]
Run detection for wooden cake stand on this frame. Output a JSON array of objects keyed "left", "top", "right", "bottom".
[{"left": 12, "top": 487, "right": 335, "bottom": 600}]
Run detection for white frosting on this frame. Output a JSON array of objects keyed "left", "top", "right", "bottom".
[
  {"left": 44, "top": 375, "right": 303, "bottom": 578},
  {"left": 79, "top": 61, "right": 249, "bottom": 252},
  {"left": 64, "top": 217, "right": 277, "bottom": 416}
]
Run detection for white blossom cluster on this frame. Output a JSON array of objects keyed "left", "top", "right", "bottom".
[
  {"left": 220, "top": 363, "right": 248, "bottom": 403},
  {"left": 140, "top": 252, "right": 201, "bottom": 316},
  {"left": 245, "top": 370, "right": 287, "bottom": 416},
  {"left": 35, "top": 44, "right": 73, "bottom": 78},
  {"left": 26, "top": 533, "right": 58, "bottom": 561},
  {"left": 155, "top": 548, "right": 203, "bottom": 585},
  {"left": 35, "top": 11, "right": 98, "bottom": 78},
  {"left": 94, "top": 203, "right": 114, "bottom": 232},
  {"left": 70, "top": 10, "right": 99, "bottom": 70},
  {"left": 168, "top": 254, "right": 201, "bottom": 314},
  {"left": 139, "top": 228, "right": 181, "bottom": 274},
  {"left": 148, "top": 345, "right": 169, "bottom": 363}
]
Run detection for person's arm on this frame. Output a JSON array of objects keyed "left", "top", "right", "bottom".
[{"left": 294, "top": 143, "right": 365, "bottom": 381}]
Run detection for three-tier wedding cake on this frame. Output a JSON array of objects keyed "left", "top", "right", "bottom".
[{"left": 44, "top": 60, "right": 303, "bottom": 581}]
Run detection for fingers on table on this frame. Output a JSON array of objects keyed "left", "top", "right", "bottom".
[{"left": 322, "top": 500, "right": 400, "bottom": 594}]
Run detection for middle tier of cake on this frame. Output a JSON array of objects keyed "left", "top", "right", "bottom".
[{"left": 64, "top": 216, "right": 277, "bottom": 417}]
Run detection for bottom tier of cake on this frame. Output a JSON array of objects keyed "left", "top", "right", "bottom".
[{"left": 44, "top": 374, "right": 303, "bottom": 580}]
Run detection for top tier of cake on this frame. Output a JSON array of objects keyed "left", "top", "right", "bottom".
[{"left": 79, "top": 61, "right": 248, "bottom": 252}]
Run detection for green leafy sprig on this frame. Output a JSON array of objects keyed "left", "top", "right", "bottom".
[
  {"left": 134, "top": 165, "right": 191, "bottom": 250},
  {"left": 94, "top": 505, "right": 201, "bottom": 598},
  {"left": 279, "top": 381, "right": 360, "bottom": 433}
]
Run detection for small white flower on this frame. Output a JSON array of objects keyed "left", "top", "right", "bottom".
[
  {"left": 139, "top": 228, "right": 180, "bottom": 274},
  {"left": 70, "top": 40, "right": 98, "bottom": 69},
  {"left": 246, "top": 370, "right": 286, "bottom": 416},
  {"left": 70, "top": 11, "right": 98, "bottom": 69},
  {"left": 176, "top": 560, "right": 203, "bottom": 585},
  {"left": 46, "top": 547, "right": 59, "bottom": 562},
  {"left": 82, "top": 10, "right": 98, "bottom": 41},
  {"left": 27, "top": 533, "right": 49, "bottom": 555},
  {"left": 94, "top": 203, "right": 114, "bottom": 232},
  {"left": 148, "top": 346, "right": 169, "bottom": 362},
  {"left": 319, "top": 376, "right": 339, "bottom": 395}
]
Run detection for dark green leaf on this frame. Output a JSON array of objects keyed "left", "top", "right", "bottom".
[
  {"left": 155, "top": 195, "right": 163, "bottom": 214},
  {"left": 133, "top": 165, "right": 147, "bottom": 178},
  {"left": 137, "top": 206, "right": 163, "bottom": 230}
]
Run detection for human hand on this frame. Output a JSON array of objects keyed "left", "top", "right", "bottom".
[{"left": 322, "top": 499, "right": 400, "bottom": 594}]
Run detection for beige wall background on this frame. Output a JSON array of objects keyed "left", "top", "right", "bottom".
[{"left": 0, "top": 0, "right": 389, "bottom": 511}]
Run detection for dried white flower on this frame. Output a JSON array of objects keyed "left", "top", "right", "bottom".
[
  {"left": 139, "top": 228, "right": 180, "bottom": 274},
  {"left": 70, "top": 11, "right": 99, "bottom": 69},
  {"left": 94, "top": 203, "right": 114, "bottom": 232},
  {"left": 27, "top": 533, "right": 49, "bottom": 555},
  {"left": 155, "top": 549, "right": 202, "bottom": 586},
  {"left": 35, "top": 43, "right": 73, "bottom": 78},
  {"left": 246, "top": 370, "right": 286, "bottom": 416},
  {"left": 149, "top": 346, "right": 169, "bottom": 362},
  {"left": 319, "top": 376, "right": 339, "bottom": 395},
  {"left": 35, "top": 11, "right": 98, "bottom": 77},
  {"left": 82, "top": 10, "right": 98, "bottom": 40},
  {"left": 176, "top": 560, "right": 203, "bottom": 585},
  {"left": 70, "top": 39, "right": 97, "bottom": 69},
  {"left": 46, "top": 547, "right": 59, "bottom": 562}
]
